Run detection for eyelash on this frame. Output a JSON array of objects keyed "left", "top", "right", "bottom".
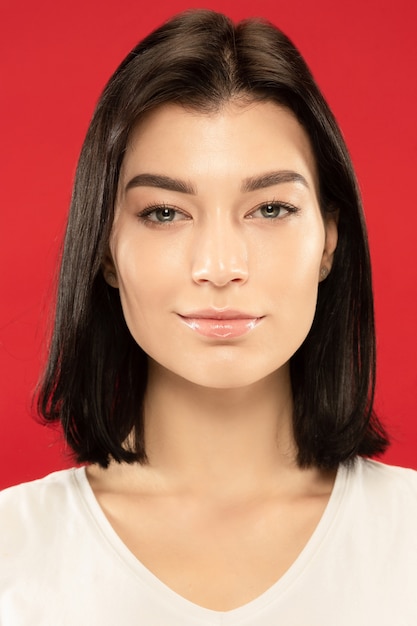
[
  {"left": 137, "top": 203, "right": 190, "bottom": 226},
  {"left": 137, "top": 200, "right": 299, "bottom": 226},
  {"left": 246, "top": 200, "right": 299, "bottom": 220}
]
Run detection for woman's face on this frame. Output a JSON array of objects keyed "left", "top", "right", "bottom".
[{"left": 106, "top": 101, "right": 337, "bottom": 389}]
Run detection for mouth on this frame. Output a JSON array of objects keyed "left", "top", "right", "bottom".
[{"left": 178, "top": 309, "right": 263, "bottom": 339}]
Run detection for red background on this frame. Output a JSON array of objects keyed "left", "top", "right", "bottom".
[{"left": 1, "top": 0, "right": 416, "bottom": 490}]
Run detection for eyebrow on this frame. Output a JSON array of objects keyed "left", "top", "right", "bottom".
[
  {"left": 124, "top": 170, "right": 309, "bottom": 195},
  {"left": 241, "top": 170, "right": 310, "bottom": 192},
  {"left": 125, "top": 173, "right": 196, "bottom": 194}
]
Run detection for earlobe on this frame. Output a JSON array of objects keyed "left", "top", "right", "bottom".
[
  {"left": 319, "top": 266, "right": 329, "bottom": 281},
  {"left": 102, "top": 251, "right": 119, "bottom": 288},
  {"left": 320, "top": 211, "right": 338, "bottom": 281}
]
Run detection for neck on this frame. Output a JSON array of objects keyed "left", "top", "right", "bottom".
[{"left": 142, "top": 361, "right": 299, "bottom": 498}]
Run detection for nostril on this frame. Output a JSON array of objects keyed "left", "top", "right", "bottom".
[
  {"left": 191, "top": 239, "right": 249, "bottom": 286},
  {"left": 192, "top": 264, "right": 249, "bottom": 287}
]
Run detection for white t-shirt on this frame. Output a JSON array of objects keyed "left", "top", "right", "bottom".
[{"left": 0, "top": 458, "right": 416, "bottom": 625}]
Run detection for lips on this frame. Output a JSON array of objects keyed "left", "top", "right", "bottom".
[{"left": 178, "top": 309, "right": 262, "bottom": 339}]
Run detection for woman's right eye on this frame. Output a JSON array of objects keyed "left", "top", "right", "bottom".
[{"left": 138, "top": 205, "right": 189, "bottom": 224}]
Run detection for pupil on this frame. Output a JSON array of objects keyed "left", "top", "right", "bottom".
[
  {"left": 159, "top": 208, "right": 172, "bottom": 220},
  {"left": 263, "top": 203, "right": 277, "bottom": 217}
]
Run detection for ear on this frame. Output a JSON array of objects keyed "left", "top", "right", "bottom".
[
  {"left": 320, "top": 211, "right": 338, "bottom": 281},
  {"left": 102, "top": 250, "right": 119, "bottom": 288}
]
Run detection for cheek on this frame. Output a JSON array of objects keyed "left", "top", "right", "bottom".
[
  {"left": 291, "top": 231, "right": 324, "bottom": 302},
  {"left": 264, "top": 225, "right": 324, "bottom": 330},
  {"left": 259, "top": 221, "right": 324, "bottom": 287},
  {"left": 112, "top": 239, "right": 154, "bottom": 324},
  {"left": 111, "top": 235, "right": 181, "bottom": 345}
]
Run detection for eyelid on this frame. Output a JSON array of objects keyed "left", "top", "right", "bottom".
[
  {"left": 136, "top": 199, "right": 300, "bottom": 225},
  {"left": 137, "top": 203, "right": 191, "bottom": 224},
  {"left": 245, "top": 200, "right": 300, "bottom": 219}
]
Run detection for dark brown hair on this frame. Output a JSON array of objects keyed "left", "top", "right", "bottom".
[{"left": 38, "top": 9, "right": 389, "bottom": 468}]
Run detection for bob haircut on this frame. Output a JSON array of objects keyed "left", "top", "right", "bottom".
[{"left": 38, "top": 9, "right": 389, "bottom": 469}]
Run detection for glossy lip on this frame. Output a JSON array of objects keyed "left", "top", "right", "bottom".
[{"left": 178, "top": 309, "right": 263, "bottom": 339}]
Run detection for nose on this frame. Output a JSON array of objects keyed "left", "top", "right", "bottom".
[{"left": 191, "top": 215, "right": 249, "bottom": 287}]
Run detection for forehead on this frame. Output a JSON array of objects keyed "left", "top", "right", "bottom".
[{"left": 120, "top": 100, "right": 319, "bottom": 192}]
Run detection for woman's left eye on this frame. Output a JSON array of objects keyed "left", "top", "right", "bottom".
[{"left": 247, "top": 201, "right": 297, "bottom": 219}]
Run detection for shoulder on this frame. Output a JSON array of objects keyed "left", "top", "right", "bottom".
[
  {"left": 0, "top": 468, "right": 82, "bottom": 509},
  {"left": 0, "top": 468, "right": 85, "bottom": 554},
  {"left": 343, "top": 457, "right": 417, "bottom": 522},
  {"left": 352, "top": 457, "right": 417, "bottom": 494}
]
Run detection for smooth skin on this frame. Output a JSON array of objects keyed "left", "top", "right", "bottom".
[{"left": 89, "top": 100, "right": 338, "bottom": 611}]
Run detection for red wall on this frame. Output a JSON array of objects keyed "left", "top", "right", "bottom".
[{"left": 1, "top": 0, "right": 416, "bottom": 489}]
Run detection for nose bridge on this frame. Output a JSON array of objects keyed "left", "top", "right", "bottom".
[{"left": 191, "top": 209, "right": 248, "bottom": 286}]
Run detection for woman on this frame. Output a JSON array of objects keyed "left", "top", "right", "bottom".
[{"left": 1, "top": 9, "right": 416, "bottom": 624}]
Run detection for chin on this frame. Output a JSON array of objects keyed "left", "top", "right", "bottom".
[{"left": 178, "top": 362, "right": 287, "bottom": 391}]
